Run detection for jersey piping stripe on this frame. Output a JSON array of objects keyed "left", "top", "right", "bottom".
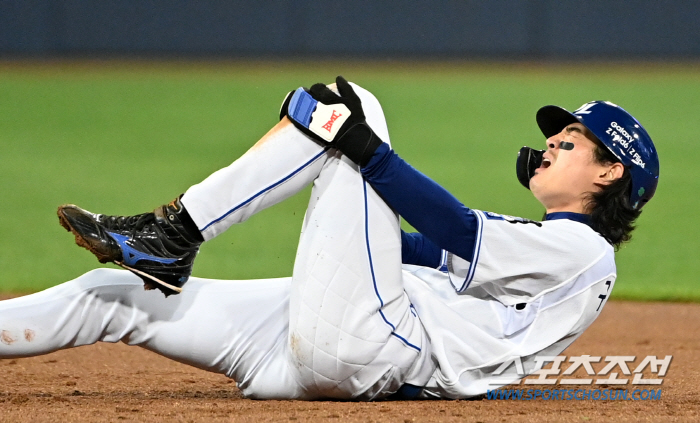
[
  {"left": 363, "top": 181, "right": 421, "bottom": 353},
  {"left": 438, "top": 249, "right": 449, "bottom": 272},
  {"left": 200, "top": 149, "right": 328, "bottom": 232},
  {"left": 458, "top": 209, "right": 484, "bottom": 292},
  {"left": 538, "top": 252, "right": 615, "bottom": 311}
]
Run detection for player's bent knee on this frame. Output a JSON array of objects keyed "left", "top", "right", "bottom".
[{"left": 349, "top": 83, "right": 390, "bottom": 145}]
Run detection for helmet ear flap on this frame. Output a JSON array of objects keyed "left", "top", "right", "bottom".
[{"left": 516, "top": 147, "right": 545, "bottom": 189}]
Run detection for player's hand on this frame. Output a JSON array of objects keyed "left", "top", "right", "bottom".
[{"left": 281, "top": 76, "right": 384, "bottom": 167}]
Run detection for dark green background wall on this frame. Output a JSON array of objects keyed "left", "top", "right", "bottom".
[{"left": 2, "top": 1, "right": 698, "bottom": 59}]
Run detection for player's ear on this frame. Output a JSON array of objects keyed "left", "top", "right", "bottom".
[{"left": 596, "top": 162, "right": 625, "bottom": 185}]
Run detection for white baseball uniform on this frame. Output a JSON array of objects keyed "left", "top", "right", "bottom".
[{"left": 0, "top": 84, "right": 616, "bottom": 400}]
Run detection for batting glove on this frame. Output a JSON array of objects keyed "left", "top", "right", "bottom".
[{"left": 281, "top": 76, "right": 384, "bottom": 167}]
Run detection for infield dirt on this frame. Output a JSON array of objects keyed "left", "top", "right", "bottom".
[{"left": 1, "top": 300, "right": 698, "bottom": 423}]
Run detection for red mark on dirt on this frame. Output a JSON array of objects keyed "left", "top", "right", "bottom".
[
  {"left": 24, "top": 329, "right": 35, "bottom": 342},
  {"left": 1, "top": 330, "right": 16, "bottom": 345}
]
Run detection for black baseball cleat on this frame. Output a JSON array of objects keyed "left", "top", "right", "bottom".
[{"left": 57, "top": 198, "right": 204, "bottom": 296}]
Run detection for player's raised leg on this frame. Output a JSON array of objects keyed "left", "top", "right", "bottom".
[
  {"left": 57, "top": 99, "right": 336, "bottom": 296},
  {"left": 56, "top": 83, "right": 390, "bottom": 298},
  {"left": 58, "top": 118, "right": 331, "bottom": 296}
]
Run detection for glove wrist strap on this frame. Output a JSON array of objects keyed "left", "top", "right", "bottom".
[{"left": 336, "top": 123, "right": 383, "bottom": 167}]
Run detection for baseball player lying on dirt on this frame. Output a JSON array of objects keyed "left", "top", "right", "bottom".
[{"left": 1, "top": 77, "right": 659, "bottom": 400}]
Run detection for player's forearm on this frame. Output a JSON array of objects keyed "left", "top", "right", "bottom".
[{"left": 362, "top": 143, "right": 477, "bottom": 261}]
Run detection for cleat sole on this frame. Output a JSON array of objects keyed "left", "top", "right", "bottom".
[{"left": 57, "top": 206, "right": 114, "bottom": 264}]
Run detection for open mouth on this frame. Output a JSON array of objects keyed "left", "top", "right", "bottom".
[{"left": 540, "top": 158, "right": 552, "bottom": 169}]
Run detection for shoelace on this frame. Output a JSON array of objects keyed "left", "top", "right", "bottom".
[{"left": 99, "top": 212, "right": 157, "bottom": 235}]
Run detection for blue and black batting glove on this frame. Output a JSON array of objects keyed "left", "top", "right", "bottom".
[{"left": 280, "top": 76, "right": 384, "bottom": 167}]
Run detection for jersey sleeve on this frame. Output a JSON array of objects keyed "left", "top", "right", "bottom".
[{"left": 447, "top": 210, "right": 610, "bottom": 304}]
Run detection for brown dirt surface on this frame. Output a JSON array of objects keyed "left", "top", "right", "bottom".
[{"left": 0, "top": 300, "right": 698, "bottom": 423}]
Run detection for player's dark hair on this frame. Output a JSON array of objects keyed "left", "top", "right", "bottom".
[{"left": 586, "top": 142, "right": 642, "bottom": 249}]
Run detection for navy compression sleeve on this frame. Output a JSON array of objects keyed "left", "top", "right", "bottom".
[
  {"left": 401, "top": 230, "right": 442, "bottom": 267},
  {"left": 362, "top": 143, "right": 477, "bottom": 261}
]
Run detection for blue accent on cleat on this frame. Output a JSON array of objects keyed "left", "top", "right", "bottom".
[
  {"left": 107, "top": 231, "right": 179, "bottom": 266},
  {"left": 288, "top": 88, "right": 317, "bottom": 128}
]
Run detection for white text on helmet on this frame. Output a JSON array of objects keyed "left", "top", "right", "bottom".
[{"left": 606, "top": 124, "right": 646, "bottom": 168}]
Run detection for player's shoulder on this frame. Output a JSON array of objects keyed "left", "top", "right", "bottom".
[
  {"left": 475, "top": 209, "right": 611, "bottom": 252},
  {"left": 478, "top": 210, "right": 543, "bottom": 227},
  {"left": 542, "top": 216, "right": 610, "bottom": 244}
]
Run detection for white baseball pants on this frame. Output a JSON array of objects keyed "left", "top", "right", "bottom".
[{"left": 0, "top": 85, "right": 435, "bottom": 400}]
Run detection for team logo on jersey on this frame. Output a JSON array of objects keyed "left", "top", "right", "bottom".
[{"left": 484, "top": 212, "right": 542, "bottom": 227}]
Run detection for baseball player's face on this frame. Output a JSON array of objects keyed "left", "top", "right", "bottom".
[{"left": 529, "top": 123, "right": 622, "bottom": 214}]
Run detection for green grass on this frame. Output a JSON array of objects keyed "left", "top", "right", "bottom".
[{"left": 0, "top": 60, "right": 698, "bottom": 301}]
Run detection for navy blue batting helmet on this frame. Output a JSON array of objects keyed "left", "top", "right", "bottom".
[{"left": 536, "top": 101, "right": 659, "bottom": 210}]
